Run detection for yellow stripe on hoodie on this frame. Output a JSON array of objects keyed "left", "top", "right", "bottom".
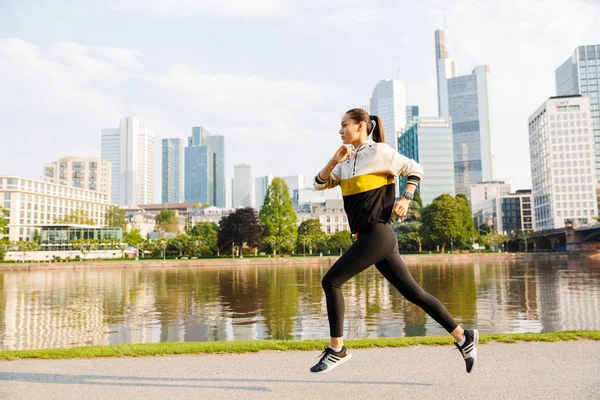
[{"left": 340, "top": 173, "right": 395, "bottom": 196}]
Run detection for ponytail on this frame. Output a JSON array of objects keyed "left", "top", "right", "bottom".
[
  {"left": 344, "top": 108, "right": 386, "bottom": 143},
  {"left": 369, "top": 115, "right": 385, "bottom": 143}
]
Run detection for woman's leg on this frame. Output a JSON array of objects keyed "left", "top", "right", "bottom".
[
  {"left": 374, "top": 224, "right": 478, "bottom": 373},
  {"left": 311, "top": 224, "right": 394, "bottom": 373},
  {"left": 321, "top": 225, "right": 394, "bottom": 343},
  {"left": 373, "top": 226, "right": 458, "bottom": 333}
]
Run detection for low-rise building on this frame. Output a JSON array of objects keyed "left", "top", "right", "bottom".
[
  {"left": 0, "top": 176, "right": 111, "bottom": 242},
  {"left": 310, "top": 199, "right": 350, "bottom": 234},
  {"left": 473, "top": 190, "right": 535, "bottom": 235},
  {"left": 188, "top": 206, "right": 235, "bottom": 227}
]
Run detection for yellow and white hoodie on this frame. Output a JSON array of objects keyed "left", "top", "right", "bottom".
[{"left": 314, "top": 140, "right": 423, "bottom": 234}]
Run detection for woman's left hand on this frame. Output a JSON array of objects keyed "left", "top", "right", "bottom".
[{"left": 392, "top": 198, "right": 411, "bottom": 218}]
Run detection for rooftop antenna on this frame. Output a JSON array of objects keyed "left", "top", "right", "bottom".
[{"left": 443, "top": 2, "right": 446, "bottom": 31}]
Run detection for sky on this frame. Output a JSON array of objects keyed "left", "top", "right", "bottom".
[{"left": 0, "top": 0, "right": 598, "bottom": 205}]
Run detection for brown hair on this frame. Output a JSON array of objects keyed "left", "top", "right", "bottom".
[{"left": 345, "top": 108, "right": 385, "bottom": 143}]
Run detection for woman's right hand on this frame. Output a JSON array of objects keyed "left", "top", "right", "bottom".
[{"left": 332, "top": 145, "right": 353, "bottom": 163}]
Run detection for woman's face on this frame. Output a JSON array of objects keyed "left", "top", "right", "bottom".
[{"left": 339, "top": 114, "right": 364, "bottom": 145}]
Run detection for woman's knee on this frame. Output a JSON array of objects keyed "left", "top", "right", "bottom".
[{"left": 321, "top": 274, "right": 341, "bottom": 291}]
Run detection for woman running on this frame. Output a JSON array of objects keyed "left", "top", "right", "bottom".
[{"left": 311, "top": 108, "right": 478, "bottom": 374}]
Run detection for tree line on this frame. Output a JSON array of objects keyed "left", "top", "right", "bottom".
[{"left": 395, "top": 191, "right": 526, "bottom": 253}]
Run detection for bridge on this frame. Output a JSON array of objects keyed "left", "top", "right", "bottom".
[{"left": 529, "top": 224, "right": 600, "bottom": 252}]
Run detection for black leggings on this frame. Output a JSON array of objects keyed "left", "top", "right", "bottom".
[{"left": 322, "top": 223, "right": 458, "bottom": 337}]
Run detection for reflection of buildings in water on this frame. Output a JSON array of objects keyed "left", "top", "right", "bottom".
[
  {"left": 294, "top": 267, "right": 330, "bottom": 340},
  {"left": 223, "top": 316, "right": 264, "bottom": 341},
  {"left": 537, "top": 264, "right": 564, "bottom": 332},
  {"left": 473, "top": 262, "right": 542, "bottom": 334},
  {"left": 538, "top": 261, "right": 600, "bottom": 332},
  {"left": 107, "top": 287, "right": 159, "bottom": 345},
  {"left": 1, "top": 273, "right": 108, "bottom": 350},
  {"left": 216, "top": 267, "right": 263, "bottom": 341}
]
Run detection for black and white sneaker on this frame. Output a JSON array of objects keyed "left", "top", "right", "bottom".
[
  {"left": 455, "top": 329, "right": 479, "bottom": 373},
  {"left": 310, "top": 346, "right": 352, "bottom": 373}
]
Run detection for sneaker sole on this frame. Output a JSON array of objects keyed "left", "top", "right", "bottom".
[
  {"left": 310, "top": 352, "right": 353, "bottom": 374},
  {"left": 469, "top": 330, "right": 479, "bottom": 374}
]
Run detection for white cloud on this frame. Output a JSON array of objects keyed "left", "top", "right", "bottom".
[
  {"left": 0, "top": 38, "right": 341, "bottom": 203},
  {"left": 105, "top": 0, "right": 286, "bottom": 17},
  {"left": 2, "top": 0, "right": 599, "bottom": 204},
  {"left": 328, "top": 9, "right": 378, "bottom": 27}
]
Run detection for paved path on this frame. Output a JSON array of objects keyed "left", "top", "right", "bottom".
[{"left": 1, "top": 341, "right": 599, "bottom": 399}]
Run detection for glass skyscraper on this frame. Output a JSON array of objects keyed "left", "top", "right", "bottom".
[
  {"left": 101, "top": 116, "right": 155, "bottom": 207},
  {"left": 185, "top": 127, "right": 225, "bottom": 207},
  {"left": 556, "top": 45, "right": 600, "bottom": 182},
  {"left": 369, "top": 79, "right": 407, "bottom": 151},
  {"left": 184, "top": 140, "right": 209, "bottom": 204},
  {"left": 161, "top": 138, "right": 184, "bottom": 204},
  {"left": 399, "top": 117, "right": 455, "bottom": 206},
  {"left": 435, "top": 29, "right": 495, "bottom": 199}
]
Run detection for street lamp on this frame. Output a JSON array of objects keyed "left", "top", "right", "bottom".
[{"left": 450, "top": 237, "right": 454, "bottom": 253}]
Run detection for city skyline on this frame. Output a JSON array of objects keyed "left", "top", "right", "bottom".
[
  {"left": 435, "top": 29, "right": 495, "bottom": 198},
  {"left": 0, "top": 1, "right": 598, "bottom": 204}
]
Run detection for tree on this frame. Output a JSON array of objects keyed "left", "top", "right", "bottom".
[
  {"left": 54, "top": 209, "right": 96, "bottom": 225},
  {"left": 176, "top": 235, "right": 202, "bottom": 258},
  {"left": 154, "top": 238, "right": 169, "bottom": 259},
  {"left": 517, "top": 230, "right": 531, "bottom": 252},
  {"left": 396, "top": 222, "right": 422, "bottom": 253},
  {"left": 0, "top": 240, "right": 8, "bottom": 261},
  {"left": 481, "top": 231, "right": 510, "bottom": 251},
  {"left": 124, "top": 229, "right": 144, "bottom": 247},
  {"left": 420, "top": 194, "right": 462, "bottom": 253},
  {"left": 106, "top": 206, "right": 127, "bottom": 229},
  {"left": 72, "top": 239, "right": 99, "bottom": 258},
  {"left": 167, "top": 236, "right": 186, "bottom": 258},
  {"left": 217, "top": 208, "right": 263, "bottom": 255},
  {"left": 155, "top": 209, "right": 180, "bottom": 233},
  {"left": 259, "top": 178, "right": 297, "bottom": 237},
  {"left": 1, "top": 207, "right": 14, "bottom": 260},
  {"left": 263, "top": 235, "right": 297, "bottom": 256},
  {"left": 298, "top": 219, "right": 323, "bottom": 236},
  {"left": 0, "top": 206, "right": 8, "bottom": 235},
  {"left": 456, "top": 194, "right": 476, "bottom": 249},
  {"left": 327, "top": 231, "right": 353, "bottom": 256},
  {"left": 478, "top": 223, "right": 492, "bottom": 234},
  {"left": 33, "top": 229, "right": 41, "bottom": 244},
  {"left": 297, "top": 219, "right": 325, "bottom": 255},
  {"left": 190, "top": 222, "right": 219, "bottom": 255},
  {"left": 15, "top": 240, "right": 40, "bottom": 262}
]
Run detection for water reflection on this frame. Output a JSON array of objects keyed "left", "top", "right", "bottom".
[{"left": 1, "top": 259, "right": 599, "bottom": 350}]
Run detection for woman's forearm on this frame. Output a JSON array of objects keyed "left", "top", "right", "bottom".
[
  {"left": 403, "top": 183, "right": 417, "bottom": 195},
  {"left": 318, "top": 159, "right": 338, "bottom": 181}
]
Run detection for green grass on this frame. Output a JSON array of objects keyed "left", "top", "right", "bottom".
[{"left": 1, "top": 331, "right": 598, "bottom": 361}]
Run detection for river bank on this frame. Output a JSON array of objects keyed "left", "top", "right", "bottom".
[
  {"left": 1, "top": 330, "right": 598, "bottom": 360},
  {"left": 0, "top": 251, "right": 590, "bottom": 271}
]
